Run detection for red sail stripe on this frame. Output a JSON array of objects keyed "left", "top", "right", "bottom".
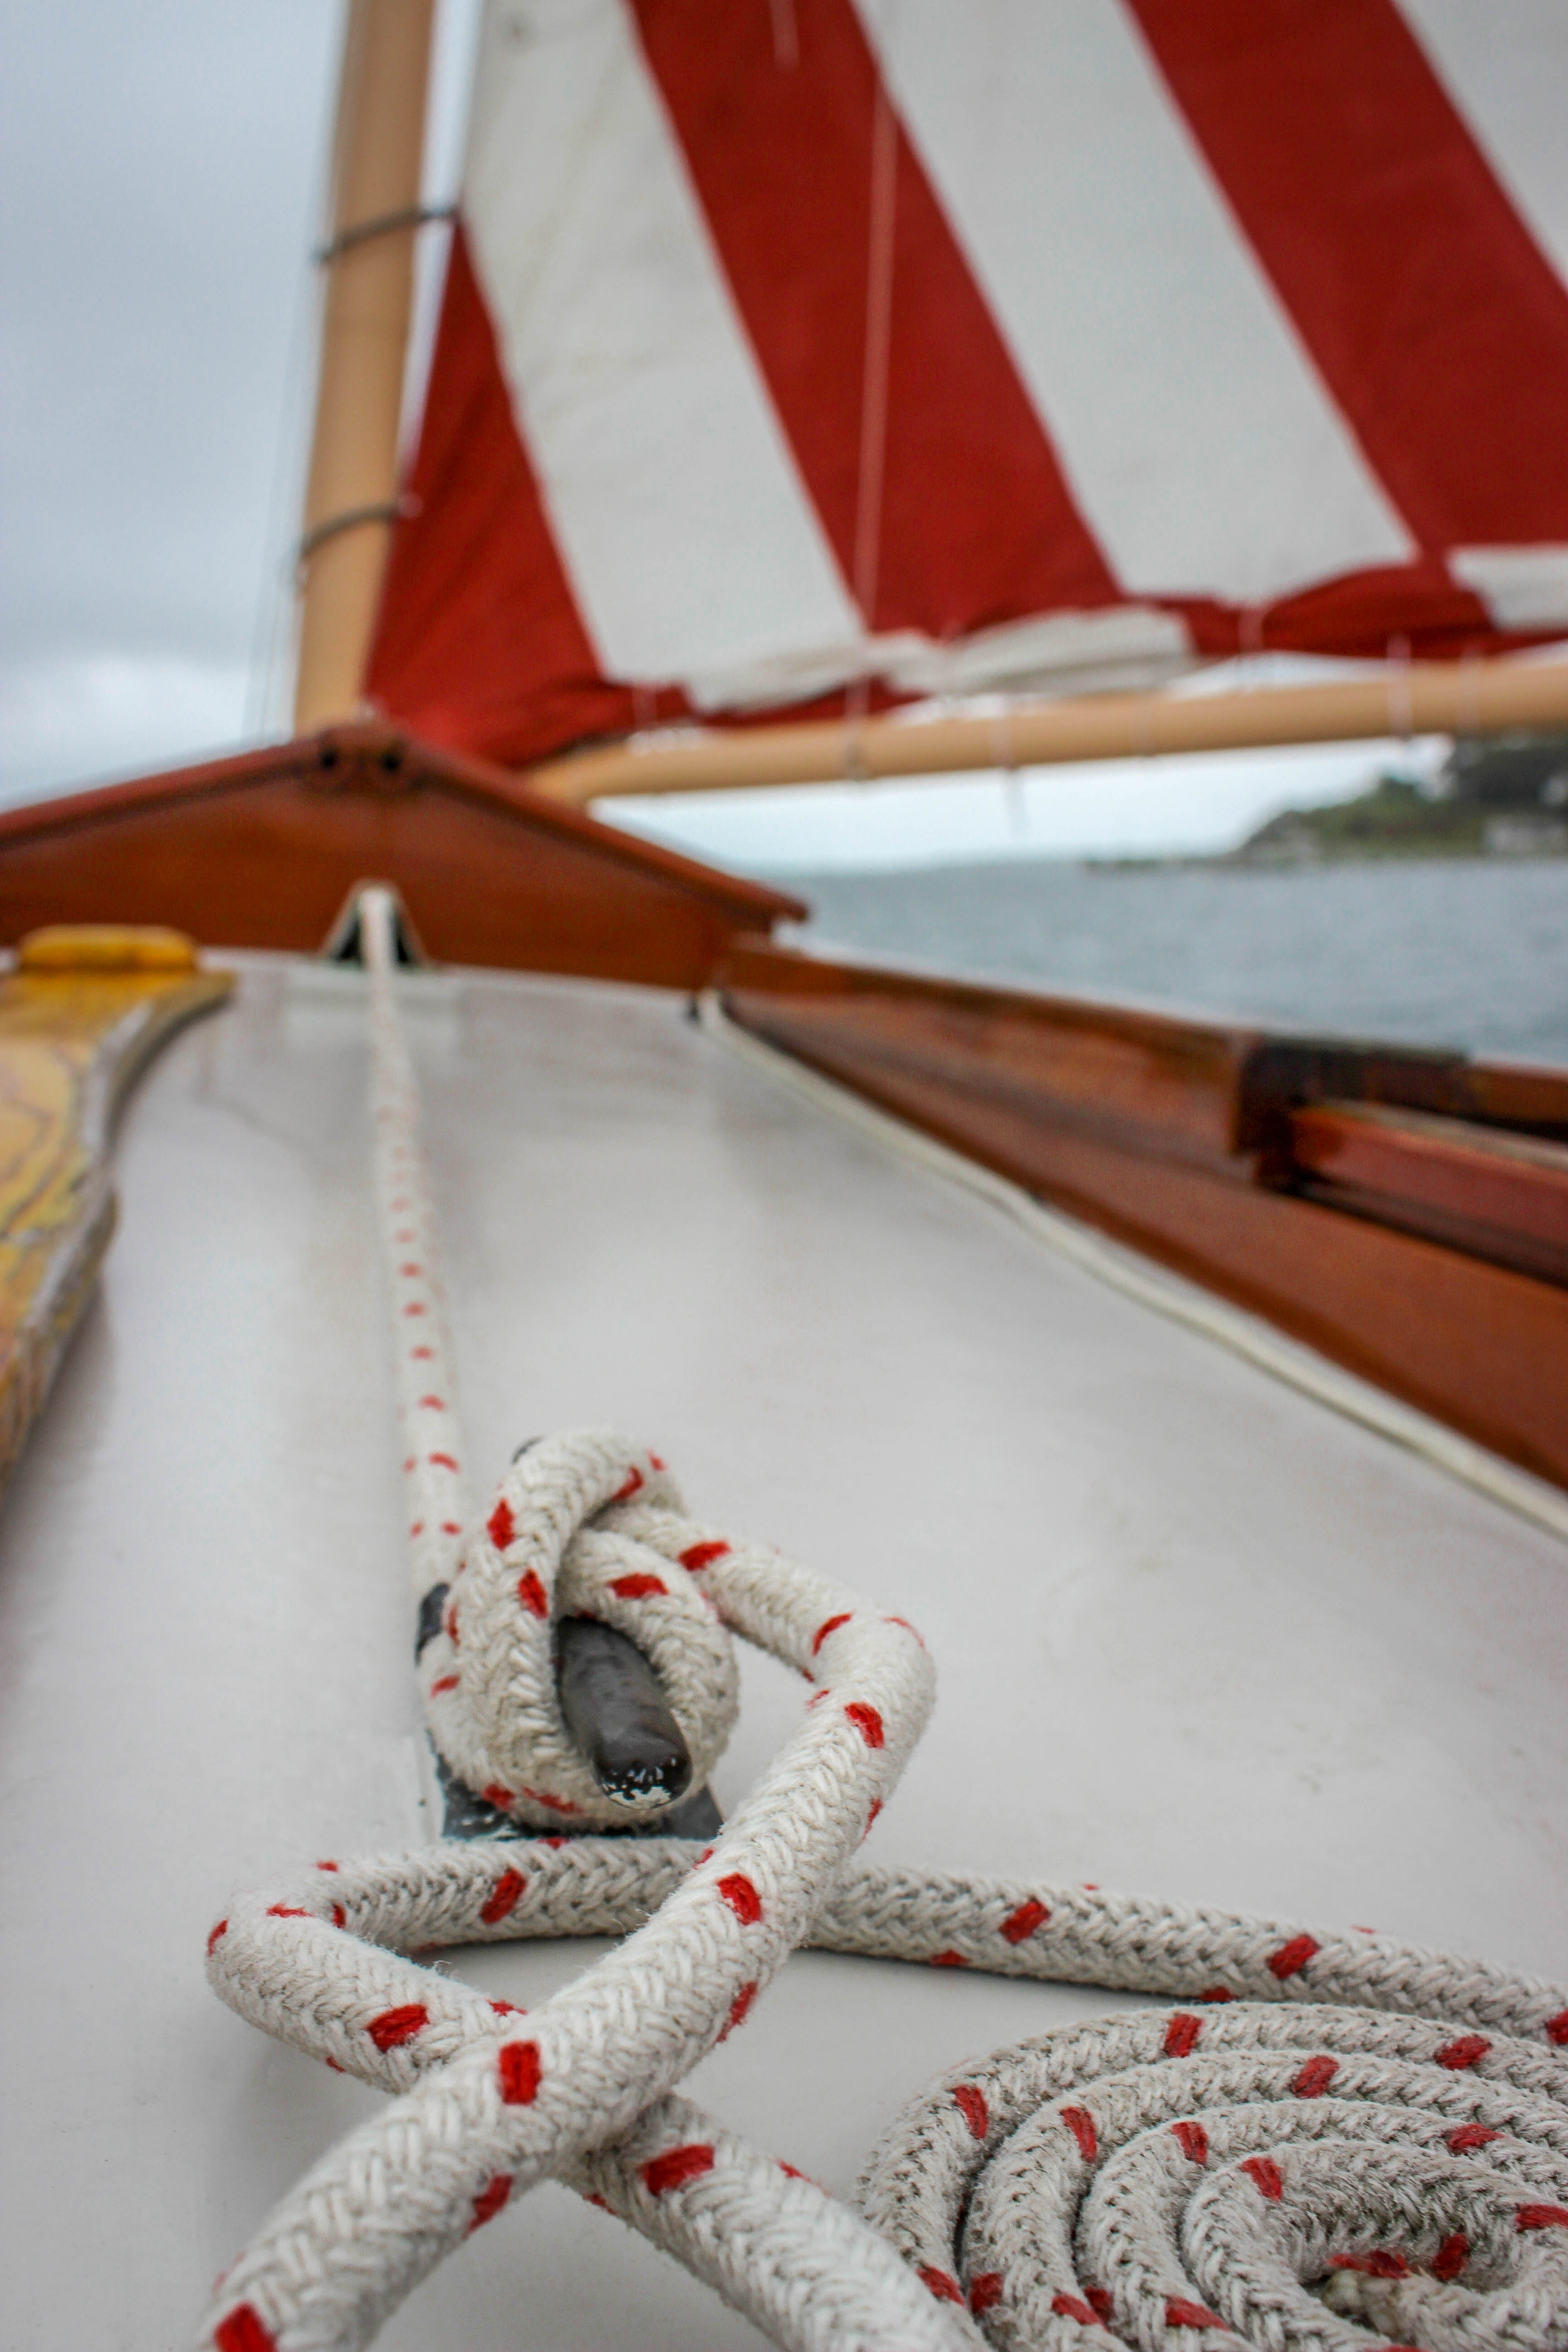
[
  {"left": 1126, "top": 0, "right": 1568, "bottom": 550},
  {"left": 626, "top": 0, "right": 1118, "bottom": 637},
  {"left": 364, "top": 224, "right": 682, "bottom": 765}
]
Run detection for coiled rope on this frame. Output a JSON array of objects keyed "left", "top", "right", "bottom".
[{"left": 198, "top": 893, "right": 1568, "bottom": 2352}]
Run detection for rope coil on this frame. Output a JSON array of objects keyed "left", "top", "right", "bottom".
[
  {"left": 859, "top": 2003, "right": 1568, "bottom": 2347},
  {"left": 196, "top": 892, "right": 1568, "bottom": 2352}
]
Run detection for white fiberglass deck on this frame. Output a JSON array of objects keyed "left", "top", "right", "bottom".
[{"left": 0, "top": 957, "right": 1563, "bottom": 2350}]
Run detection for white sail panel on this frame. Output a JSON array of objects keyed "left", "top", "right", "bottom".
[
  {"left": 1401, "top": 0, "right": 1568, "bottom": 291},
  {"left": 368, "top": 0, "right": 1568, "bottom": 767},
  {"left": 464, "top": 0, "right": 859, "bottom": 682},
  {"left": 1448, "top": 546, "right": 1568, "bottom": 632},
  {"left": 870, "top": 0, "right": 1415, "bottom": 607}
]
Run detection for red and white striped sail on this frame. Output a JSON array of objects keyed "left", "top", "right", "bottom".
[{"left": 366, "top": 0, "right": 1568, "bottom": 769}]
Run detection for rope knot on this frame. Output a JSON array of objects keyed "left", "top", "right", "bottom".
[{"left": 423, "top": 1431, "right": 740, "bottom": 1830}]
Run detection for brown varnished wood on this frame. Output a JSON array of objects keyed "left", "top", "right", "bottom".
[
  {"left": 1289, "top": 1102, "right": 1568, "bottom": 1285},
  {"left": 720, "top": 941, "right": 1568, "bottom": 1492},
  {"left": 0, "top": 726, "right": 804, "bottom": 990},
  {"left": 4, "top": 750, "right": 1562, "bottom": 1489},
  {"left": 711, "top": 946, "right": 1261, "bottom": 1170},
  {"left": 1236, "top": 1036, "right": 1568, "bottom": 1151}
]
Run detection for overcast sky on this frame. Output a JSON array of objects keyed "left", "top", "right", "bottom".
[
  {"left": 2, "top": 5, "right": 333, "bottom": 792},
  {"left": 1, "top": 0, "right": 1443, "bottom": 871}
]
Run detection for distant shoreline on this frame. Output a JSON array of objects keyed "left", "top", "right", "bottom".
[
  {"left": 1191, "top": 765, "right": 1568, "bottom": 871},
  {"left": 762, "top": 842, "right": 1565, "bottom": 884},
  {"left": 769, "top": 854, "right": 1567, "bottom": 1067},
  {"left": 1088, "top": 837, "right": 1568, "bottom": 872}
]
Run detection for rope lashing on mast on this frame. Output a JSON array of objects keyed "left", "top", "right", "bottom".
[
  {"left": 312, "top": 200, "right": 456, "bottom": 265},
  {"left": 295, "top": 495, "right": 420, "bottom": 571},
  {"left": 198, "top": 889, "right": 1568, "bottom": 2352}
]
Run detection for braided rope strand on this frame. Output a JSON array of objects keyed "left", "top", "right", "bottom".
[
  {"left": 203, "top": 1515, "right": 941, "bottom": 2351},
  {"left": 362, "top": 887, "right": 469, "bottom": 1604},
  {"left": 196, "top": 899, "right": 1568, "bottom": 2352},
  {"left": 858, "top": 2001, "right": 1568, "bottom": 2343}
]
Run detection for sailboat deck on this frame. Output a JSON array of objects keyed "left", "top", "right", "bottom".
[{"left": 0, "top": 957, "right": 1563, "bottom": 2349}]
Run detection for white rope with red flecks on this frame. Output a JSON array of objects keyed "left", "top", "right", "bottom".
[
  {"left": 198, "top": 891, "right": 1568, "bottom": 2352},
  {"left": 362, "top": 888, "right": 469, "bottom": 1612}
]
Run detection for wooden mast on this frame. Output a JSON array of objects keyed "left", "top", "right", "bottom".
[{"left": 293, "top": 0, "right": 437, "bottom": 734}]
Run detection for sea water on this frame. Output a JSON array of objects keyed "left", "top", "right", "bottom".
[{"left": 779, "top": 856, "right": 1568, "bottom": 1066}]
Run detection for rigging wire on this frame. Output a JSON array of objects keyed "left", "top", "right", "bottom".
[
  {"left": 242, "top": 51, "right": 337, "bottom": 744},
  {"left": 846, "top": 10, "right": 901, "bottom": 769}
]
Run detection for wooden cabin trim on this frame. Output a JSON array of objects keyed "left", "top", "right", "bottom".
[
  {"left": 0, "top": 725, "right": 805, "bottom": 929},
  {"left": 0, "top": 730, "right": 804, "bottom": 993},
  {"left": 717, "top": 940, "right": 1568, "bottom": 1491}
]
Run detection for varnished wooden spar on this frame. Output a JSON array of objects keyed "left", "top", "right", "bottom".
[
  {"left": 0, "top": 926, "right": 231, "bottom": 1487},
  {"left": 295, "top": 0, "right": 437, "bottom": 732},
  {"left": 523, "top": 656, "right": 1568, "bottom": 804},
  {"left": 716, "top": 940, "right": 1568, "bottom": 1494}
]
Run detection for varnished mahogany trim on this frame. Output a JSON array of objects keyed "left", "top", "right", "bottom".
[
  {"left": 0, "top": 730, "right": 804, "bottom": 992},
  {"left": 719, "top": 941, "right": 1568, "bottom": 1491},
  {"left": 0, "top": 725, "right": 803, "bottom": 928},
  {"left": 1289, "top": 1102, "right": 1568, "bottom": 1285}
]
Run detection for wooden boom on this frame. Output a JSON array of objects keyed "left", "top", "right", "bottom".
[{"left": 523, "top": 656, "right": 1568, "bottom": 804}]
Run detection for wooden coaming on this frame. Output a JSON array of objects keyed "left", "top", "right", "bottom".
[
  {"left": 0, "top": 730, "right": 1562, "bottom": 1493},
  {"left": 0, "top": 725, "right": 804, "bottom": 992},
  {"left": 1289, "top": 1103, "right": 1568, "bottom": 1285},
  {"left": 719, "top": 940, "right": 1568, "bottom": 1492}
]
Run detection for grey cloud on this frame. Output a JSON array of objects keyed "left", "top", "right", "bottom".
[{"left": 1, "top": 1, "right": 340, "bottom": 791}]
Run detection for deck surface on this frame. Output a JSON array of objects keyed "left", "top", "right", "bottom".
[{"left": 0, "top": 958, "right": 1563, "bottom": 2350}]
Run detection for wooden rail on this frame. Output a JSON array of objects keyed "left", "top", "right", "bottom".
[
  {"left": 0, "top": 726, "right": 805, "bottom": 992},
  {"left": 718, "top": 940, "right": 1568, "bottom": 1492},
  {"left": 1289, "top": 1103, "right": 1568, "bottom": 1286}
]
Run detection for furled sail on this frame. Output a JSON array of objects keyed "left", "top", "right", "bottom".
[{"left": 365, "top": 0, "right": 1568, "bottom": 769}]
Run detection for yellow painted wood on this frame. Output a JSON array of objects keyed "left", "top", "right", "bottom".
[
  {"left": 18, "top": 925, "right": 200, "bottom": 973},
  {"left": 0, "top": 929, "right": 232, "bottom": 1484}
]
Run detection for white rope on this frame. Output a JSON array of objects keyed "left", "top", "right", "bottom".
[
  {"left": 197, "top": 901, "right": 1568, "bottom": 2352},
  {"left": 859, "top": 2002, "right": 1568, "bottom": 2344},
  {"left": 362, "top": 886, "right": 469, "bottom": 1605}
]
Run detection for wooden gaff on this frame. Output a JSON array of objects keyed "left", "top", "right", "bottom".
[{"left": 294, "top": 0, "right": 436, "bottom": 735}]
